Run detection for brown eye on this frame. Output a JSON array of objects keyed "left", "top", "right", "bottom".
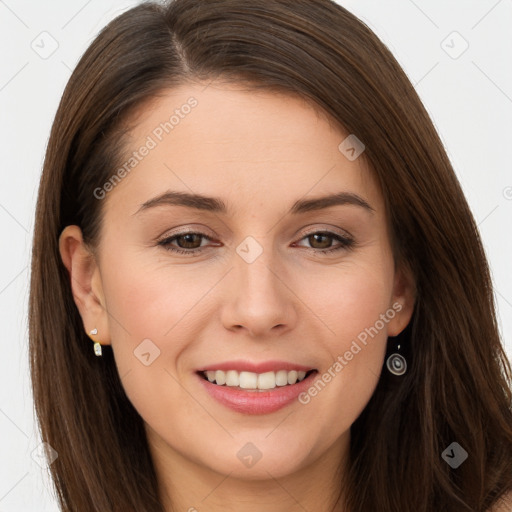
[
  {"left": 158, "top": 231, "right": 212, "bottom": 255},
  {"left": 307, "top": 233, "right": 333, "bottom": 249},
  {"left": 173, "top": 233, "right": 204, "bottom": 249},
  {"left": 295, "top": 231, "right": 355, "bottom": 254}
]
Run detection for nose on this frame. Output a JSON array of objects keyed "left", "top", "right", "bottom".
[{"left": 220, "top": 244, "right": 298, "bottom": 338}]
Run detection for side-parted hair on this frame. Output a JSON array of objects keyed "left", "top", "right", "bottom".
[{"left": 29, "top": 0, "right": 512, "bottom": 510}]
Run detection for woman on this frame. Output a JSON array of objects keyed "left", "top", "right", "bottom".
[{"left": 29, "top": 0, "right": 512, "bottom": 510}]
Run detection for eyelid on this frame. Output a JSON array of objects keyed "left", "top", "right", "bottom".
[
  {"left": 156, "top": 223, "right": 353, "bottom": 244},
  {"left": 156, "top": 225, "right": 215, "bottom": 241},
  {"left": 292, "top": 229, "right": 355, "bottom": 252},
  {"left": 156, "top": 224, "right": 356, "bottom": 257},
  {"left": 295, "top": 223, "right": 354, "bottom": 240}
]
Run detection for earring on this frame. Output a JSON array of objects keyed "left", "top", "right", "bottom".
[
  {"left": 386, "top": 340, "right": 407, "bottom": 376},
  {"left": 89, "top": 328, "right": 102, "bottom": 357}
]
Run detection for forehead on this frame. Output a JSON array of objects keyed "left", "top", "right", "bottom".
[{"left": 104, "top": 82, "right": 382, "bottom": 218}]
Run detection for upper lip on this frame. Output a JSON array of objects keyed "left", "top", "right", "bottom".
[{"left": 197, "top": 360, "right": 316, "bottom": 374}]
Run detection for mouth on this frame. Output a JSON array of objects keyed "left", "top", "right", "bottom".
[
  {"left": 196, "top": 369, "right": 318, "bottom": 392},
  {"left": 196, "top": 367, "right": 320, "bottom": 414}
]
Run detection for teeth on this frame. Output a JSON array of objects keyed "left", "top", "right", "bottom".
[
  {"left": 288, "top": 370, "right": 298, "bottom": 384},
  {"left": 275, "top": 370, "right": 288, "bottom": 386},
  {"left": 225, "top": 370, "right": 239, "bottom": 386},
  {"left": 202, "top": 369, "right": 309, "bottom": 389},
  {"left": 239, "top": 371, "right": 258, "bottom": 389},
  {"left": 257, "top": 371, "right": 276, "bottom": 390}
]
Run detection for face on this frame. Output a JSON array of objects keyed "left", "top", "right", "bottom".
[{"left": 60, "top": 83, "right": 415, "bottom": 489}]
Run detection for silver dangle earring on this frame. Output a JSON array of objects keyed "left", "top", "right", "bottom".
[
  {"left": 89, "top": 328, "right": 102, "bottom": 357},
  {"left": 386, "top": 340, "right": 407, "bottom": 376}
]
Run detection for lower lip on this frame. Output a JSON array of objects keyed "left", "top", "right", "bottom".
[{"left": 196, "top": 371, "right": 318, "bottom": 415}]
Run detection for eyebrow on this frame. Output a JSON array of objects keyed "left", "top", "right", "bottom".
[{"left": 134, "top": 190, "right": 375, "bottom": 216}]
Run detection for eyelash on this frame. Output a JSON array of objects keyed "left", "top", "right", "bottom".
[{"left": 157, "top": 229, "right": 355, "bottom": 256}]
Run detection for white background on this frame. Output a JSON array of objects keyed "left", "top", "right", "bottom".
[{"left": 0, "top": 0, "right": 511, "bottom": 509}]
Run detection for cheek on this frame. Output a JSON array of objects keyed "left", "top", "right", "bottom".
[
  {"left": 304, "top": 257, "right": 395, "bottom": 347},
  {"left": 101, "top": 256, "right": 207, "bottom": 438},
  {"left": 295, "top": 260, "right": 394, "bottom": 436},
  {"left": 102, "top": 249, "right": 211, "bottom": 343},
  {"left": 98, "top": 252, "right": 199, "bottom": 398}
]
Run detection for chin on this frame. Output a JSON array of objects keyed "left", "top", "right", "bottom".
[{"left": 200, "top": 435, "right": 317, "bottom": 480}]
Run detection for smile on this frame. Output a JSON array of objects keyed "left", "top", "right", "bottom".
[
  {"left": 196, "top": 367, "right": 319, "bottom": 414},
  {"left": 199, "top": 369, "right": 314, "bottom": 390}
]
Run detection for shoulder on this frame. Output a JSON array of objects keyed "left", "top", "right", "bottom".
[{"left": 488, "top": 491, "right": 512, "bottom": 512}]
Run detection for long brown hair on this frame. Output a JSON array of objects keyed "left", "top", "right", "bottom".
[{"left": 29, "top": 0, "right": 512, "bottom": 510}]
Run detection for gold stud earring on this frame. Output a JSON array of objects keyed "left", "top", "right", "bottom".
[{"left": 89, "top": 328, "right": 102, "bottom": 357}]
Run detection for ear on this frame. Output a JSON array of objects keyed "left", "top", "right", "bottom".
[
  {"left": 58, "top": 225, "right": 111, "bottom": 346},
  {"left": 387, "top": 261, "right": 416, "bottom": 337}
]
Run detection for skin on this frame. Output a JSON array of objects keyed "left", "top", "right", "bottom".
[{"left": 59, "top": 82, "right": 416, "bottom": 512}]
